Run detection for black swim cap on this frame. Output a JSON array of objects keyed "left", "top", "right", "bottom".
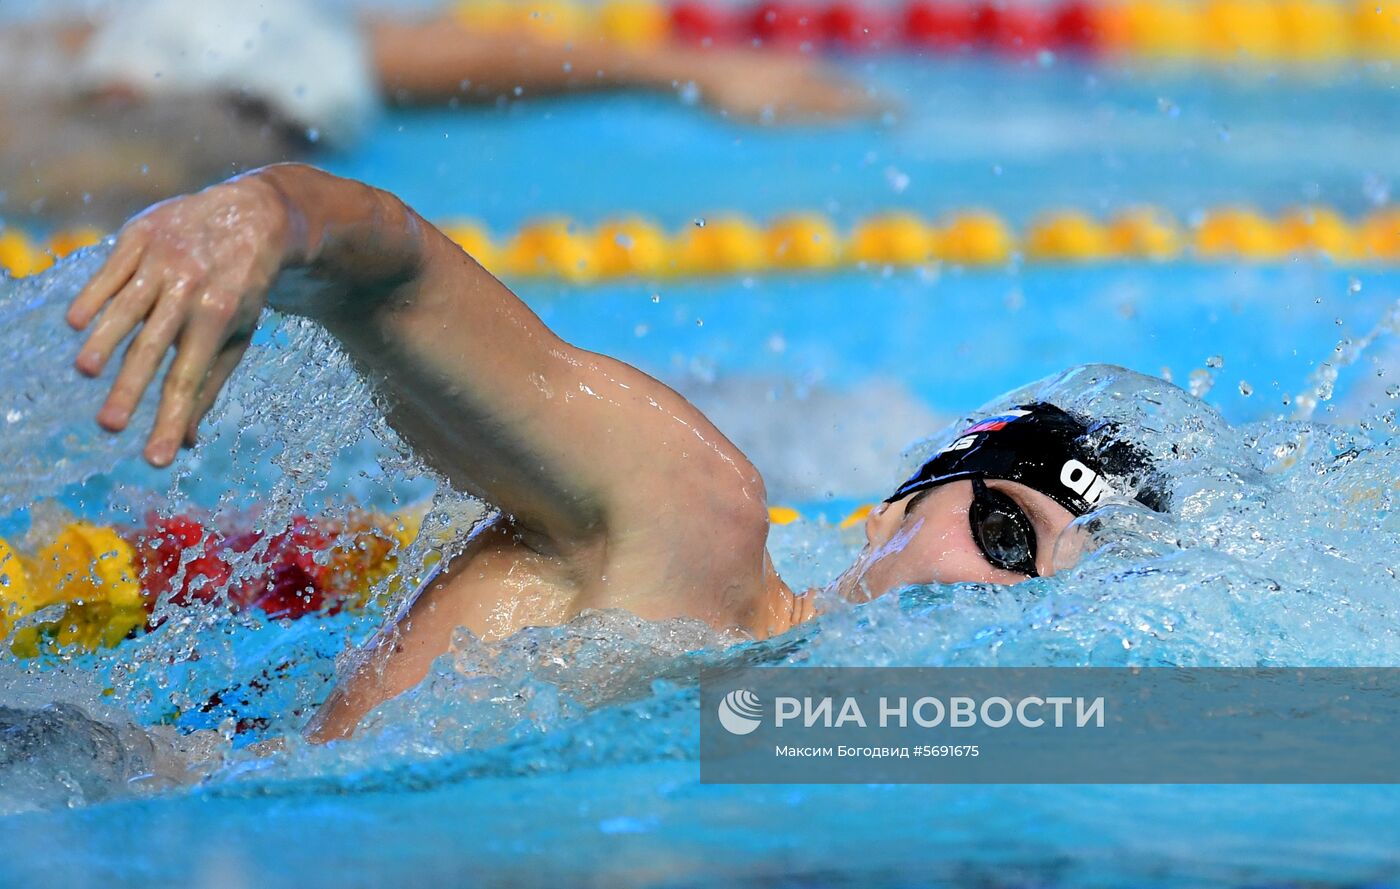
[{"left": 888, "top": 402, "right": 1164, "bottom": 517}]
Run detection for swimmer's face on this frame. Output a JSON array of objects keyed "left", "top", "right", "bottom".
[{"left": 836, "top": 479, "right": 1081, "bottom": 600}]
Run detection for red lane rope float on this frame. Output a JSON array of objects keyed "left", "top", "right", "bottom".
[{"left": 669, "top": 0, "right": 1104, "bottom": 54}]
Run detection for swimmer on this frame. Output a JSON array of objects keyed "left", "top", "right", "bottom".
[
  {"left": 2, "top": 1, "right": 870, "bottom": 225},
  {"left": 64, "top": 165, "right": 1159, "bottom": 740}
]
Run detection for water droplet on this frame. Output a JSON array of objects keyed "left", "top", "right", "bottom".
[
  {"left": 1206, "top": 355, "right": 1224, "bottom": 369},
  {"left": 1188, "top": 369, "right": 1214, "bottom": 398},
  {"left": 1348, "top": 277, "right": 1362, "bottom": 295},
  {"left": 651, "top": 294, "right": 661, "bottom": 303},
  {"left": 1239, "top": 381, "right": 1254, "bottom": 397},
  {"left": 1362, "top": 172, "right": 1391, "bottom": 206},
  {"left": 693, "top": 218, "right": 706, "bottom": 228},
  {"left": 884, "top": 166, "right": 910, "bottom": 194}
]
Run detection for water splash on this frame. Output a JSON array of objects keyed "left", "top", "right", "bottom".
[
  {"left": 0, "top": 242, "right": 480, "bottom": 799},
  {"left": 2, "top": 248, "right": 1400, "bottom": 889}
]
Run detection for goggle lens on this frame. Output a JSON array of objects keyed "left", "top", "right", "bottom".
[{"left": 969, "top": 477, "right": 1039, "bottom": 577}]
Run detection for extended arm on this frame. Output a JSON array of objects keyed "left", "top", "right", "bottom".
[
  {"left": 67, "top": 164, "right": 767, "bottom": 553},
  {"left": 368, "top": 16, "right": 875, "bottom": 122}
]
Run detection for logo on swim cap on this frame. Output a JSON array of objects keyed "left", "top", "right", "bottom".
[
  {"left": 959, "top": 408, "right": 1032, "bottom": 436},
  {"left": 717, "top": 689, "right": 764, "bottom": 735}
]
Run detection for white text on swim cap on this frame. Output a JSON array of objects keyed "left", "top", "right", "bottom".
[
  {"left": 936, "top": 434, "right": 979, "bottom": 456},
  {"left": 1060, "top": 459, "right": 1114, "bottom": 507}
]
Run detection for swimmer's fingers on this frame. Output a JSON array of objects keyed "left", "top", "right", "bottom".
[
  {"left": 66, "top": 225, "right": 149, "bottom": 332},
  {"left": 185, "top": 336, "right": 251, "bottom": 447},
  {"left": 74, "top": 269, "right": 162, "bottom": 378},
  {"left": 95, "top": 283, "right": 188, "bottom": 438},
  {"left": 778, "top": 75, "right": 886, "bottom": 122},
  {"left": 146, "top": 304, "right": 235, "bottom": 466}
]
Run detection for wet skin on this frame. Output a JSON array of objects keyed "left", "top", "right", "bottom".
[{"left": 65, "top": 165, "right": 1078, "bottom": 741}]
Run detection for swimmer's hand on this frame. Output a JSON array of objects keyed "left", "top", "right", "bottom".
[{"left": 66, "top": 174, "right": 289, "bottom": 467}]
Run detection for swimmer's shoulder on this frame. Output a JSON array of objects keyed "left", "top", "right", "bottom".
[{"left": 591, "top": 427, "right": 773, "bottom": 625}]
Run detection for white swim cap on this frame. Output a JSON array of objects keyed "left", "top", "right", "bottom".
[{"left": 78, "top": 0, "right": 377, "bottom": 146}]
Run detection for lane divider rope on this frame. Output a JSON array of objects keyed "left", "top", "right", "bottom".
[
  {"left": 454, "top": 0, "right": 1400, "bottom": 65},
  {"left": 0, "top": 513, "right": 422, "bottom": 657},
  {"left": 6, "top": 205, "right": 1396, "bottom": 283}
]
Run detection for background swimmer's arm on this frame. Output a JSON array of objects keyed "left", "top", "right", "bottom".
[{"left": 368, "top": 16, "right": 874, "bottom": 122}]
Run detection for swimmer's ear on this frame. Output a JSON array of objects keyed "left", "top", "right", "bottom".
[{"left": 864, "top": 501, "right": 899, "bottom": 547}]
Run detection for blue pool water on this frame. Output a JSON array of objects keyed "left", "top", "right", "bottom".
[{"left": 3, "top": 54, "right": 1400, "bottom": 888}]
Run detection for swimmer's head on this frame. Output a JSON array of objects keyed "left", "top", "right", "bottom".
[{"left": 835, "top": 402, "right": 1165, "bottom": 600}]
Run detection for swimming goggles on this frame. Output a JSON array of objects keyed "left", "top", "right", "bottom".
[{"left": 968, "top": 476, "right": 1039, "bottom": 577}]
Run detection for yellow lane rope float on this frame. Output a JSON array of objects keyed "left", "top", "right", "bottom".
[
  {"left": 448, "top": 0, "right": 1400, "bottom": 65},
  {"left": 6, "top": 205, "right": 1396, "bottom": 282}
]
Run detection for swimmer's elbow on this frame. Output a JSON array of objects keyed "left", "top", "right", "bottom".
[{"left": 713, "top": 461, "right": 773, "bottom": 552}]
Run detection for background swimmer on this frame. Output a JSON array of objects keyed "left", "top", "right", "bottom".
[
  {"left": 65, "top": 164, "right": 1159, "bottom": 741},
  {"left": 1, "top": 0, "right": 871, "bottom": 225}
]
